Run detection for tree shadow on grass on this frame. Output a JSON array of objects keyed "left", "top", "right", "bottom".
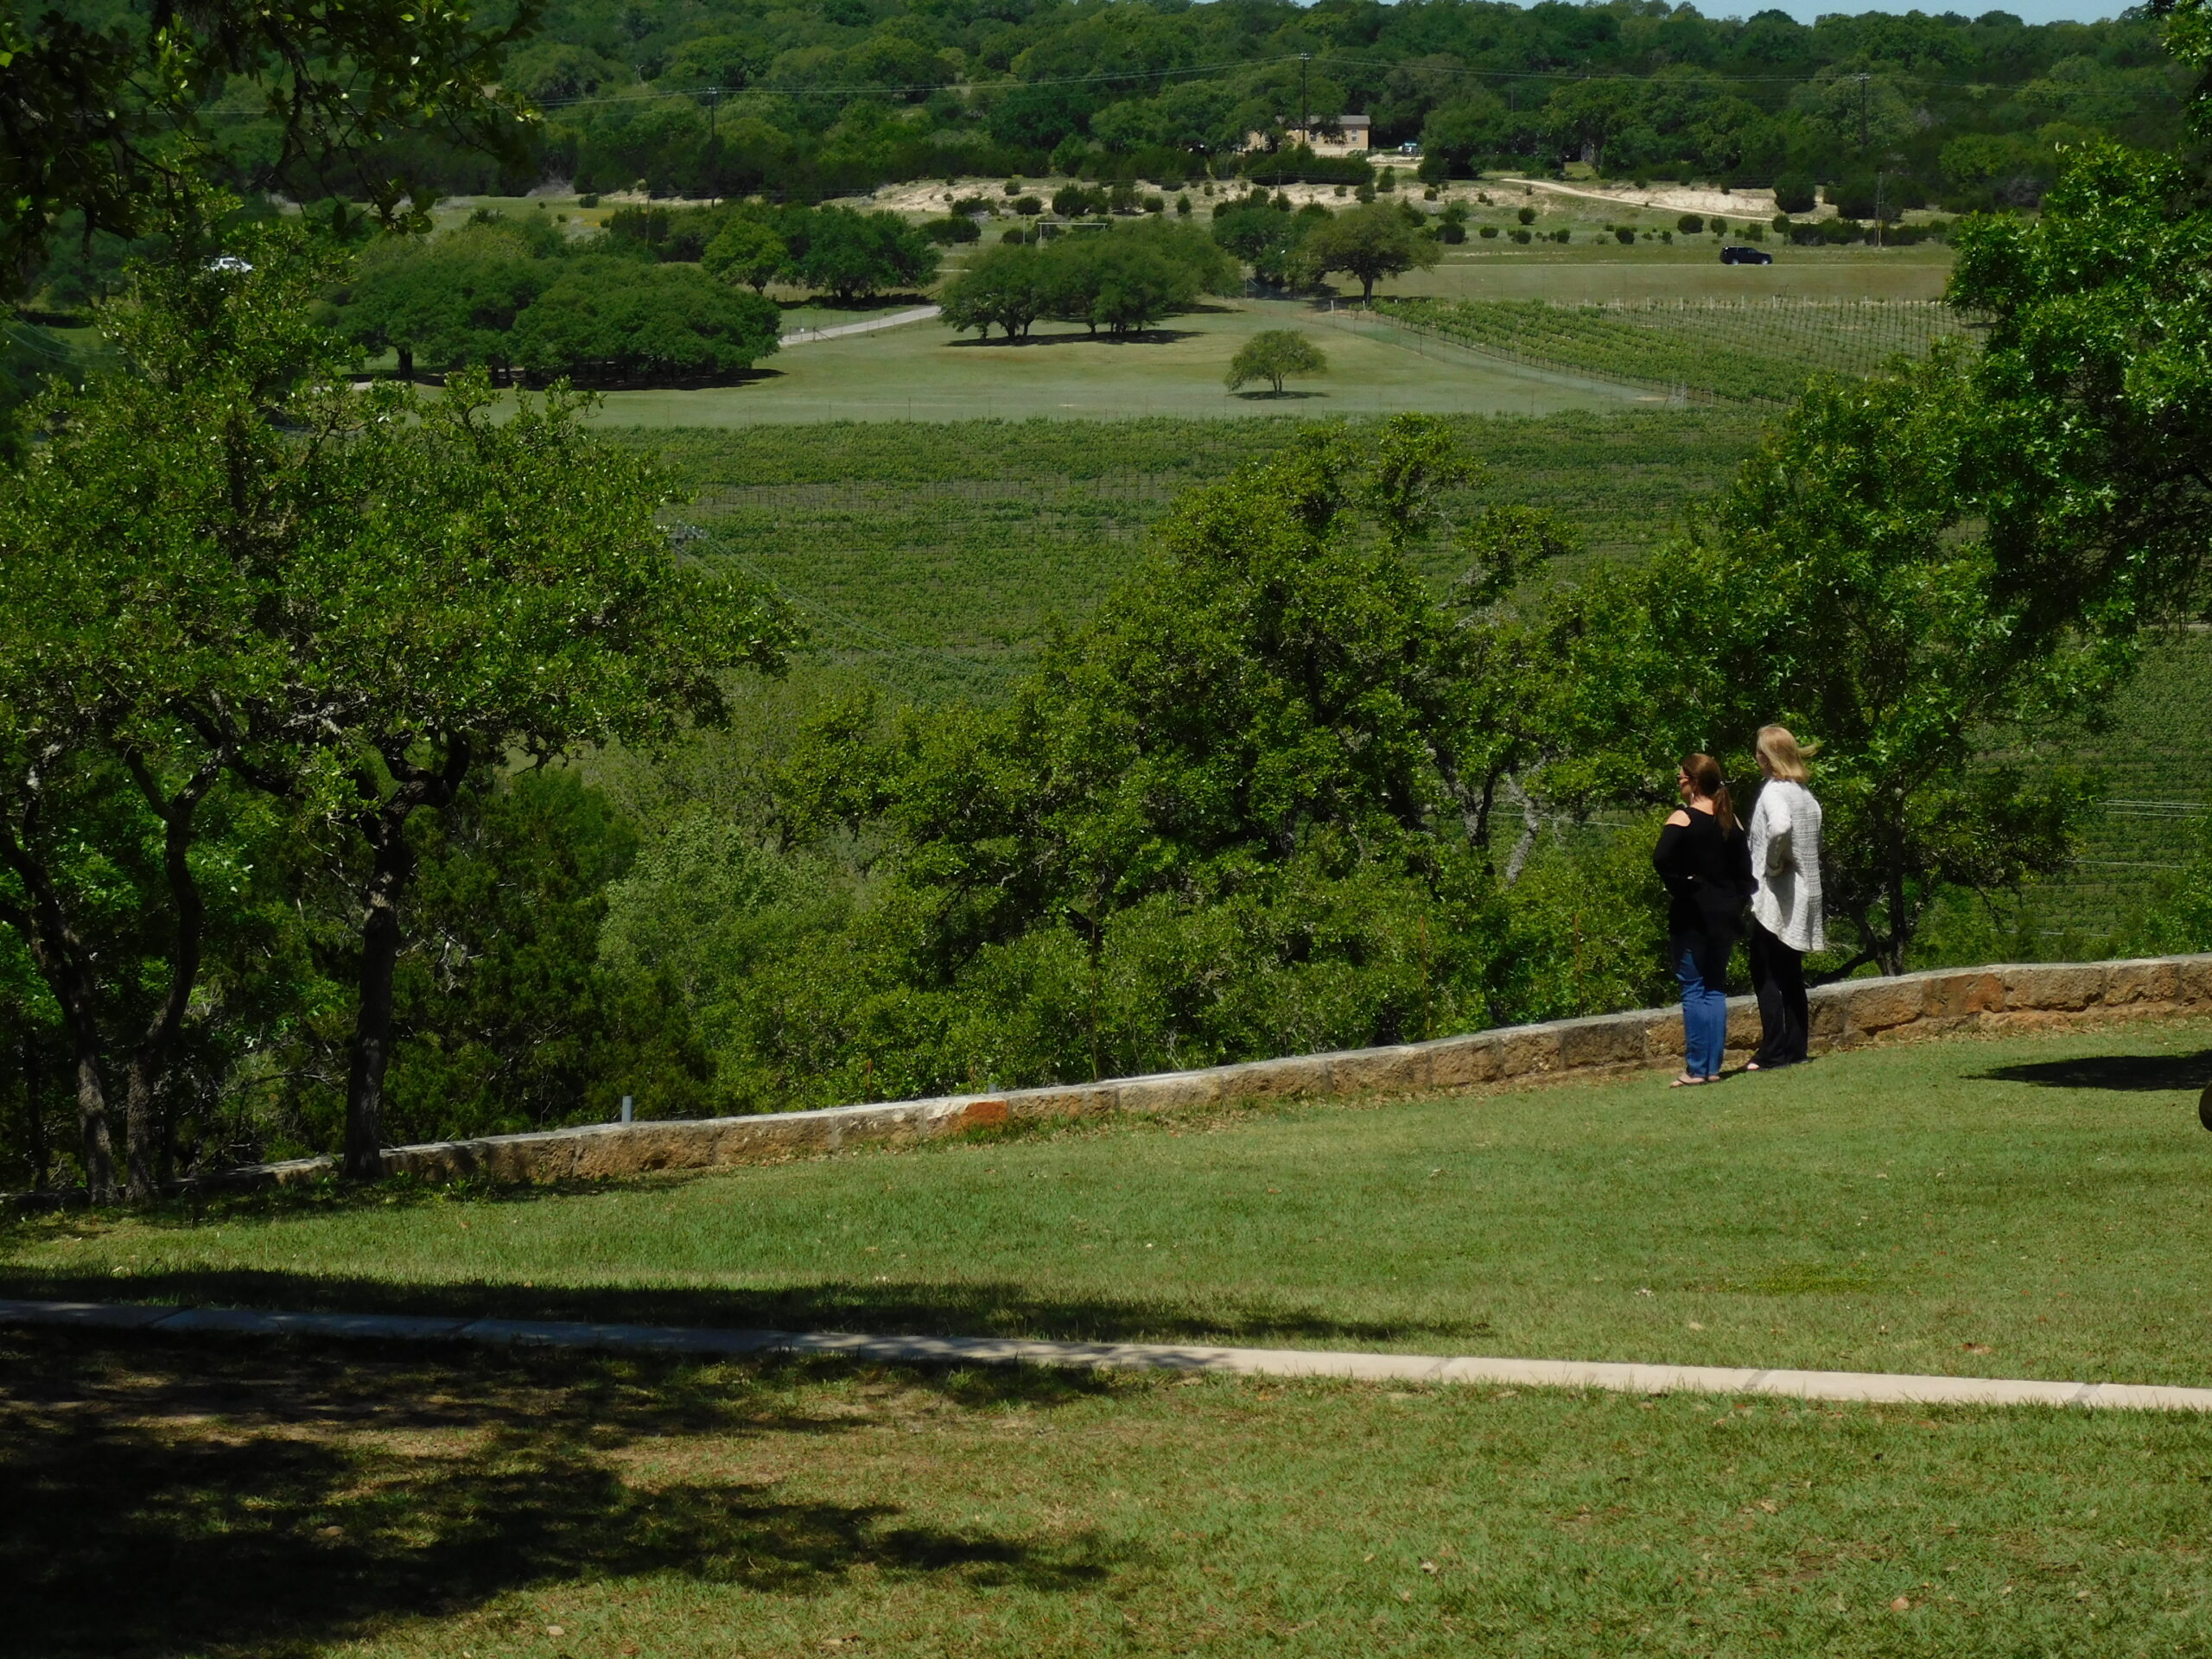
[
  {"left": 1974, "top": 1050, "right": 2212, "bottom": 1092},
  {"left": 1229, "top": 389, "right": 1326, "bottom": 400},
  {"left": 944, "top": 327, "right": 1200, "bottom": 348},
  {"left": 0, "top": 1326, "right": 1120, "bottom": 1658},
  {"left": 0, "top": 1262, "right": 1479, "bottom": 1348}
]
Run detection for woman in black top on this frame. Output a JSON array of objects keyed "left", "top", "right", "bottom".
[{"left": 1651, "top": 753, "right": 1751, "bottom": 1084}]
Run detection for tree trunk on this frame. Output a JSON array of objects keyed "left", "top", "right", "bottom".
[
  {"left": 341, "top": 740, "right": 471, "bottom": 1180},
  {"left": 118, "top": 756, "right": 218, "bottom": 1201},
  {"left": 397, "top": 345, "right": 414, "bottom": 380},
  {"left": 19, "top": 1036, "right": 49, "bottom": 1192},
  {"left": 0, "top": 827, "right": 119, "bottom": 1203},
  {"left": 343, "top": 810, "right": 413, "bottom": 1181}
]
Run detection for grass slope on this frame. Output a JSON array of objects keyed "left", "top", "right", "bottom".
[
  {"left": 10, "top": 1022, "right": 2212, "bottom": 1388},
  {"left": 5, "top": 1325, "right": 2202, "bottom": 1658}
]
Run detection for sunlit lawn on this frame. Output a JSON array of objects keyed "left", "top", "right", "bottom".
[
  {"left": 578, "top": 296, "right": 1644, "bottom": 427},
  {"left": 10, "top": 1020, "right": 2212, "bottom": 1389},
  {"left": 4, "top": 1325, "right": 2206, "bottom": 1659}
]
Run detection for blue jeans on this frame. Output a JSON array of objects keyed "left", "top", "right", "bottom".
[{"left": 1673, "top": 931, "right": 1732, "bottom": 1078}]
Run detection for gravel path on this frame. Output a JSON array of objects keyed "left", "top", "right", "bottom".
[
  {"left": 780, "top": 304, "right": 940, "bottom": 345},
  {"left": 7, "top": 1297, "right": 2205, "bottom": 1412}
]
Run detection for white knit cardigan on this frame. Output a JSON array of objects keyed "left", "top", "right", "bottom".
[{"left": 1747, "top": 779, "right": 1826, "bottom": 953}]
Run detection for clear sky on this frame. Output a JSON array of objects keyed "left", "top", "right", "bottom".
[{"left": 1733, "top": 1, "right": 2118, "bottom": 21}]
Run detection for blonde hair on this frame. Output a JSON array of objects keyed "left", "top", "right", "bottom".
[{"left": 1757, "top": 725, "right": 1817, "bottom": 784}]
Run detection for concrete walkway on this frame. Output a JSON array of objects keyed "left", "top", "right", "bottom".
[
  {"left": 4, "top": 1298, "right": 2207, "bottom": 1413},
  {"left": 779, "top": 304, "right": 939, "bottom": 346}
]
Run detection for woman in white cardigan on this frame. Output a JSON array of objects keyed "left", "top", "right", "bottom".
[{"left": 1745, "top": 726, "right": 1825, "bottom": 1069}]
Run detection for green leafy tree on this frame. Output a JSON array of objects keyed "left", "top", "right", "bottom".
[
  {"left": 0, "top": 0, "right": 536, "bottom": 289},
  {"left": 1947, "top": 134, "right": 2212, "bottom": 644},
  {"left": 341, "top": 224, "right": 553, "bottom": 378},
  {"left": 7, "top": 228, "right": 796, "bottom": 1185},
  {"left": 511, "top": 261, "right": 782, "bottom": 382},
  {"left": 701, "top": 218, "right": 791, "bottom": 293},
  {"left": 1043, "top": 221, "right": 1236, "bottom": 336},
  {"left": 1224, "top": 328, "right": 1327, "bottom": 394},
  {"left": 1297, "top": 201, "right": 1437, "bottom": 304},
  {"left": 938, "top": 243, "right": 1053, "bottom": 340},
  {"left": 792, "top": 207, "right": 939, "bottom": 301},
  {"left": 219, "top": 362, "right": 794, "bottom": 1177},
  {"left": 1541, "top": 353, "right": 2126, "bottom": 976},
  {"left": 0, "top": 224, "right": 345, "bottom": 1200},
  {"left": 1211, "top": 201, "right": 1310, "bottom": 287}
]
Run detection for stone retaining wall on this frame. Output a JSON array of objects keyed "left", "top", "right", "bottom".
[{"left": 187, "top": 954, "right": 2212, "bottom": 1193}]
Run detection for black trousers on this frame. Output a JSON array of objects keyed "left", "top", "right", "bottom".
[{"left": 1747, "top": 919, "right": 1809, "bottom": 1066}]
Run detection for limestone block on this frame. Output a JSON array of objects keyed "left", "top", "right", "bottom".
[
  {"left": 1557, "top": 1014, "right": 1646, "bottom": 1070},
  {"left": 2105, "top": 959, "right": 2182, "bottom": 1007},
  {"left": 1640, "top": 1008, "right": 1684, "bottom": 1060},
  {"left": 1923, "top": 971, "right": 2005, "bottom": 1020},
  {"left": 1221, "top": 1054, "right": 1335, "bottom": 1101},
  {"left": 2001, "top": 963, "right": 2107, "bottom": 1012},
  {"left": 1498, "top": 1023, "right": 1563, "bottom": 1077},
  {"left": 1424, "top": 1035, "right": 1502, "bottom": 1090},
  {"left": 2178, "top": 956, "right": 2212, "bottom": 1007},
  {"left": 1844, "top": 979, "right": 1924, "bottom": 1033},
  {"left": 1724, "top": 996, "right": 1761, "bottom": 1049},
  {"left": 1025, "top": 1084, "right": 1120, "bottom": 1121},
  {"left": 1116, "top": 1071, "right": 1223, "bottom": 1114},
  {"left": 1330, "top": 1046, "right": 1429, "bottom": 1096}
]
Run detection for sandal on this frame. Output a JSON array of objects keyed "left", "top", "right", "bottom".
[{"left": 1670, "top": 1073, "right": 1707, "bottom": 1087}]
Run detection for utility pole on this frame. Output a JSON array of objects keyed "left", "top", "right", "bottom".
[
  {"left": 1874, "top": 167, "right": 1884, "bottom": 247},
  {"left": 705, "top": 86, "right": 721, "bottom": 205},
  {"left": 1300, "top": 54, "right": 1311, "bottom": 148}
]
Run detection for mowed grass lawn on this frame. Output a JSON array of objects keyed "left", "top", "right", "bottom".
[
  {"left": 10, "top": 1021, "right": 2212, "bottom": 1387},
  {"left": 582, "top": 298, "right": 1644, "bottom": 428},
  {"left": 8, "top": 1020, "right": 2212, "bottom": 1658}
]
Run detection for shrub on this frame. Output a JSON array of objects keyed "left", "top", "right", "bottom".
[
  {"left": 1013, "top": 194, "right": 1043, "bottom": 216},
  {"left": 577, "top": 192, "right": 600, "bottom": 208},
  {"left": 1516, "top": 205, "right": 1535, "bottom": 225},
  {"left": 1613, "top": 226, "right": 1637, "bottom": 244},
  {"left": 1480, "top": 223, "right": 1500, "bottom": 238},
  {"left": 1510, "top": 226, "right": 1531, "bottom": 243},
  {"left": 1051, "top": 183, "right": 1107, "bottom": 218},
  {"left": 924, "top": 215, "right": 982, "bottom": 245},
  {"left": 1677, "top": 213, "right": 1704, "bottom": 234},
  {"left": 1771, "top": 172, "right": 1817, "bottom": 213}
]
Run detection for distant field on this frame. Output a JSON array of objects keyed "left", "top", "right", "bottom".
[
  {"left": 1395, "top": 242, "right": 1955, "bottom": 304},
  {"left": 582, "top": 297, "right": 1643, "bottom": 427},
  {"left": 623, "top": 410, "right": 1767, "bottom": 702},
  {"left": 1375, "top": 296, "right": 1974, "bottom": 405}
]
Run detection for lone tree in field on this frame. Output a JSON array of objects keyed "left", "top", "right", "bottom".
[
  {"left": 1225, "top": 330, "right": 1327, "bottom": 395},
  {"left": 1297, "top": 202, "right": 1437, "bottom": 304}
]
